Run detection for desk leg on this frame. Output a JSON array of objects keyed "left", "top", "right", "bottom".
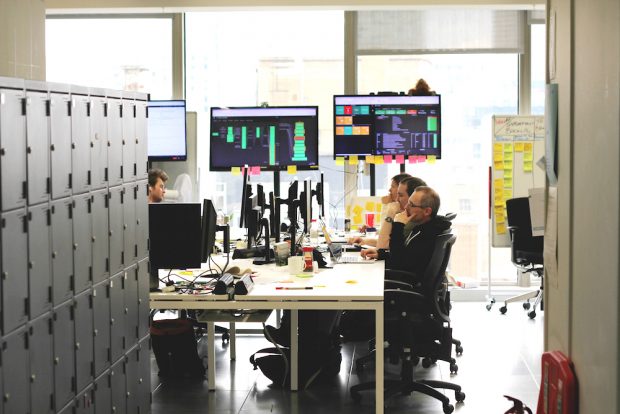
[
  {"left": 230, "top": 322, "right": 236, "bottom": 360},
  {"left": 290, "top": 309, "right": 298, "bottom": 391},
  {"left": 375, "top": 305, "right": 384, "bottom": 413},
  {"left": 207, "top": 322, "right": 216, "bottom": 391}
]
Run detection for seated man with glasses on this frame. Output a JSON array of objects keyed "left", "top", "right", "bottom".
[{"left": 360, "top": 186, "right": 451, "bottom": 275}]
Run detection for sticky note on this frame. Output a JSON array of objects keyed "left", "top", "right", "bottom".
[
  {"left": 352, "top": 214, "right": 363, "bottom": 225},
  {"left": 349, "top": 155, "right": 359, "bottom": 165},
  {"left": 504, "top": 178, "right": 513, "bottom": 188},
  {"left": 493, "top": 151, "right": 504, "bottom": 162},
  {"left": 376, "top": 203, "right": 383, "bottom": 213},
  {"left": 374, "top": 156, "right": 384, "bottom": 165},
  {"left": 496, "top": 223, "right": 507, "bottom": 234},
  {"left": 523, "top": 161, "right": 533, "bottom": 172},
  {"left": 494, "top": 205, "right": 504, "bottom": 213},
  {"left": 494, "top": 161, "right": 504, "bottom": 170},
  {"left": 494, "top": 199, "right": 504, "bottom": 207},
  {"left": 514, "top": 142, "right": 524, "bottom": 152},
  {"left": 503, "top": 169, "right": 513, "bottom": 178},
  {"left": 524, "top": 142, "right": 533, "bottom": 152},
  {"left": 504, "top": 150, "right": 513, "bottom": 160},
  {"left": 251, "top": 166, "right": 261, "bottom": 175},
  {"left": 494, "top": 179, "right": 504, "bottom": 189},
  {"left": 383, "top": 155, "right": 393, "bottom": 164},
  {"left": 408, "top": 155, "right": 416, "bottom": 164},
  {"left": 365, "top": 202, "right": 375, "bottom": 212},
  {"left": 395, "top": 155, "right": 405, "bottom": 164},
  {"left": 231, "top": 167, "right": 241, "bottom": 176},
  {"left": 503, "top": 160, "right": 513, "bottom": 170},
  {"left": 375, "top": 213, "right": 381, "bottom": 222},
  {"left": 353, "top": 205, "right": 363, "bottom": 215},
  {"left": 365, "top": 155, "right": 374, "bottom": 164},
  {"left": 287, "top": 165, "right": 297, "bottom": 175},
  {"left": 494, "top": 143, "right": 503, "bottom": 152},
  {"left": 427, "top": 155, "right": 436, "bottom": 164},
  {"left": 335, "top": 156, "right": 345, "bottom": 166},
  {"left": 495, "top": 214, "right": 505, "bottom": 224},
  {"left": 504, "top": 143, "right": 513, "bottom": 152},
  {"left": 523, "top": 151, "right": 533, "bottom": 161}
]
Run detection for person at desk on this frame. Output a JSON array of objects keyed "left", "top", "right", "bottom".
[
  {"left": 361, "top": 186, "right": 451, "bottom": 275},
  {"left": 148, "top": 168, "right": 168, "bottom": 203},
  {"left": 348, "top": 172, "right": 412, "bottom": 248}
]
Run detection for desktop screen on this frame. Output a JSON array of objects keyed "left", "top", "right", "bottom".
[
  {"left": 209, "top": 106, "right": 319, "bottom": 171},
  {"left": 147, "top": 100, "right": 187, "bottom": 161},
  {"left": 333, "top": 95, "right": 441, "bottom": 158}
]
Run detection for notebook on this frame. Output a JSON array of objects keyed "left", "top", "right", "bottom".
[{"left": 327, "top": 242, "right": 375, "bottom": 265}]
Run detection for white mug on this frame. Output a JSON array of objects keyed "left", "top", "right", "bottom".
[{"left": 287, "top": 256, "right": 304, "bottom": 275}]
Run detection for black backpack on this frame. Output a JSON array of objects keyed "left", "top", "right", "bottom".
[{"left": 150, "top": 318, "right": 206, "bottom": 379}]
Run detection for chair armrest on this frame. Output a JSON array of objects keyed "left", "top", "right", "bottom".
[
  {"left": 385, "top": 269, "right": 422, "bottom": 289},
  {"left": 385, "top": 279, "right": 414, "bottom": 290},
  {"left": 384, "top": 289, "right": 427, "bottom": 314}
]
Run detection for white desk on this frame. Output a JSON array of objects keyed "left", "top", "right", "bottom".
[{"left": 150, "top": 257, "right": 385, "bottom": 413}]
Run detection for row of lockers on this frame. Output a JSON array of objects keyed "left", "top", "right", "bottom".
[
  {"left": 0, "top": 77, "right": 149, "bottom": 213},
  {"left": 1, "top": 181, "right": 149, "bottom": 335},
  {"left": 1, "top": 269, "right": 151, "bottom": 414}
]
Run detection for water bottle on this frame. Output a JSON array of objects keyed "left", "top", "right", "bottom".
[
  {"left": 309, "top": 219, "right": 319, "bottom": 245},
  {"left": 216, "top": 209, "right": 226, "bottom": 226}
]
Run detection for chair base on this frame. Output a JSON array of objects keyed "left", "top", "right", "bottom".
[{"left": 499, "top": 288, "right": 543, "bottom": 319}]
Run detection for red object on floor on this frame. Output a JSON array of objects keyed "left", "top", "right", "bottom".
[{"left": 536, "top": 351, "right": 577, "bottom": 414}]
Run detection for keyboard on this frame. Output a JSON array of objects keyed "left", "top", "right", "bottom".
[{"left": 337, "top": 255, "right": 374, "bottom": 264}]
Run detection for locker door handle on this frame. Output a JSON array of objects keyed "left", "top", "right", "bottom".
[{"left": 2, "top": 271, "right": 7, "bottom": 280}]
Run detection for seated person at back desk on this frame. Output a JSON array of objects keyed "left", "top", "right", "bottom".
[
  {"left": 148, "top": 168, "right": 169, "bottom": 204},
  {"left": 360, "top": 186, "right": 451, "bottom": 277}
]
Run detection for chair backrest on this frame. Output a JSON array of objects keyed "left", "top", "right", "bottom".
[
  {"left": 421, "top": 233, "right": 457, "bottom": 300},
  {"left": 506, "top": 197, "right": 543, "bottom": 266}
]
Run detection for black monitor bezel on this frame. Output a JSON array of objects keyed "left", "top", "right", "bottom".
[{"left": 200, "top": 199, "right": 218, "bottom": 263}]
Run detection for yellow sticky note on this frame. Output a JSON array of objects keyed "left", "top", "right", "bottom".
[
  {"left": 365, "top": 155, "right": 374, "bottom": 164},
  {"left": 335, "top": 156, "right": 345, "bottom": 166},
  {"left": 494, "top": 143, "right": 503, "bottom": 152},
  {"left": 524, "top": 142, "right": 533, "bottom": 152},
  {"left": 514, "top": 142, "right": 524, "bottom": 152},
  {"left": 503, "top": 169, "right": 513, "bottom": 178},
  {"left": 375, "top": 213, "right": 381, "bottom": 222},
  {"left": 287, "top": 165, "right": 297, "bottom": 175},
  {"left": 349, "top": 155, "right": 359, "bottom": 165},
  {"left": 503, "top": 160, "right": 513, "bottom": 170},
  {"left": 427, "top": 155, "right": 436, "bottom": 164},
  {"left": 495, "top": 188, "right": 503, "bottom": 198},
  {"left": 365, "top": 202, "right": 375, "bottom": 212},
  {"left": 495, "top": 214, "right": 505, "bottom": 224},
  {"left": 353, "top": 205, "right": 363, "bottom": 215},
  {"left": 523, "top": 161, "right": 533, "bottom": 172},
  {"left": 504, "top": 143, "right": 513, "bottom": 152},
  {"left": 494, "top": 161, "right": 504, "bottom": 170},
  {"left": 493, "top": 151, "right": 504, "bottom": 162},
  {"left": 352, "top": 214, "right": 363, "bottom": 226},
  {"left": 494, "top": 179, "right": 504, "bottom": 189},
  {"left": 496, "top": 223, "right": 507, "bottom": 235},
  {"left": 494, "top": 199, "right": 504, "bottom": 207},
  {"left": 374, "top": 155, "right": 384, "bottom": 165},
  {"left": 504, "top": 178, "right": 513, "bottom": 188},
  {"left": 376, "top": 203, "right": 383, "bottom": 213},
  {"left": 231, "top": 167, "right": 241, "bottom": 176},
  {"left": 523, "top": 151, "right": 533, "bottom": 161},
  {"left": 494, "top": 205, "right": 505, "bottom": 213},
  {"left": 504, "top": 150, "right": 514, "bottom": 161}
]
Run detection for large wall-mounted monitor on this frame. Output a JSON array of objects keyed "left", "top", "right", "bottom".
[
  {"left": 333, "top": 95, "right": 441, "bottom": 158},
  {"left": 147, "top": 100, "right": 187, "bottom": 161},
  {"left": 209, "top": 106, "right": 319, "bottom": 171}
]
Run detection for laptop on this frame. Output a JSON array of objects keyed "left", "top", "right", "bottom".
[{"left": 327, "top": 241, "right": 375, "bottom": 265}]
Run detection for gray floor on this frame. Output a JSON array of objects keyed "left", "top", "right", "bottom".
[{"left": 151, "top": 301, "right": 542, "bottom": 413}]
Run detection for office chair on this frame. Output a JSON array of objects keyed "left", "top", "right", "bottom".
[
  {"left": 499, "top": 197, "right": 544, "bottom": 319},
  {"left": 350, "top": 233, "right": 465, "bottom": 414}
]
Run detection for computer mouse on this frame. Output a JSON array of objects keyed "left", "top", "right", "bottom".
[{"left": 227, "top": 266, "right": 241, "bottom": 275}]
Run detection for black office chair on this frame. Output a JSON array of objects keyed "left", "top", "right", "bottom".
[
  {"left": 350, "top": 233, "right": 465, "bottom": 414},
  {"left": 499, "top": 197, "right": 544, "bottom": 319}
]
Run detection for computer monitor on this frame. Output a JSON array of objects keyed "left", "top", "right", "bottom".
[
  {"left": 314, "top": 172, "right": 325, "bottom": 218},
  {"left": 209, "top": 106, "right": 320, "bottom": 171},
  {"left": 299, "top": 179, "right": 313, "bottom": 233},
  {"left": 201, "top": 199, "right": 217, "bottom": 262},
  {"left": 147, "top": 100, "right": 187, "bottom": 161},
  {"left": 333, "top": 95, "right": 441, "bottom": 158}
]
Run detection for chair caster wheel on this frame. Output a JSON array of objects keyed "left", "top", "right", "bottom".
[
  {"left": 222, "top": 332, "right": 230, "bottom": 344},
  {"left": 455, "top": 391, "right": 466, "bottom": 402},
  {"left": 443, "top": 403, "right": 455, "bottom": 414},
  {"left": 450, "top": 362, "right": 458, "bottom": 374},
  {"left": 455, "top": 345, "right": 463, "bottom": 355},
  {"left": 412, "top": 356, "right": 420, "bottom": 366},
  {"left": 500, "top": 306, "right": 507, "bottom": 314},
  {"left": 528, "top": 311, "right": 536, "bottom": 319},
  {"left": 422, "top": 357, "right": 433, "bottom": 368},
  {"left": 523, "top": 302, "right": 531, "bottom": 310}
]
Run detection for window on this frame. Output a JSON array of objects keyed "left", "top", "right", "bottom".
[{"left": 531, "top": 24, "right": 546, "bottom": 115}]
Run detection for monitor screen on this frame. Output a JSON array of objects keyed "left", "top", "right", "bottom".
[
  {"left": 147, "top": 100, "right": 187, "bottom": 161},
  {"left": 210, "top": 106, "right": 320, "bottom": 171},
  {"left": 149, "top": 203, "right": 201, "bottom": 271},
  {"left": 333, "top": 95, "right": 441, "bottom": 158}
]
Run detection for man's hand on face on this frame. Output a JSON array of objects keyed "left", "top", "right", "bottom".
[{"left": 394, "top": 210, "right": 413, "bottom": 224}]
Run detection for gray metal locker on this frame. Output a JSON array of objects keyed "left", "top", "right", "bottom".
[
  {"left": 0, "top": 86, "right": 27, "bottom": 212},
  {"left": 108, "top": 186, "right": 124, "bottom": 275},
  {"left": 56, "top": 401, "right": 75, "bottom": 414},
  {"left": 49, "top": 88, "right": 72, "bottom": 200},
  {"left": 73, "top": 193, "right": 93, "bottom": 294},
  {"left": 125, "top": 345, "right": 139, "bottom": 414},
  {"left": 91, "top": 190, "right": 109, "bottom": 284},
  {"left": 71, "top": 91, "right": 91, "bottom": 195},
  {"left": 93, "top": 371, "right": 111, "bottom": 414},
  {"left": 74, "top": 290, "right": 94, "bottom": 393},
  {"left": 136, "top": 259, "right": 150, "bottom": 341},
  {"left": 124, "top": 265, "right": 138, "bottom": 346},
  {"left": 89, "top": 92, "right": 108, "bottom": 190},
  {"left": 134, "top": 99, "right": 148, "bottom": 180},
  {"left": 25, "top": 84, "right": 51, "bottom": 205},
  {"left": 92, "top": 281, "right": 110, "bottom": 377},
  {"left": 27, "top": 203, "right": 52, "bottom": 320},
  {"left": 110, "top": 358, "right": 127, "bottom": 414},
  {"left": 1, "top": 207, "right": 29, "bottom": 333},
  {"left": 109, "top": 272, "right": 125, "bottom": 363},
  {"left": 1, "top": 326, "right": 29, "bottom": 414},
  {"left": 53, "top": 300, "right": 76, "bottom": 411},
  {"left": 123, "top": 183, "right": 137, "bottom": 266},
  {"left": 29, "top": 312, "right": 54, "bottom": 414},
  {"left": 121, "top": 97, "right": 136, "bottom": 182},
  {"left": 51, "top": 198, "right": 74, "bottom": 305},
  {"left": 136, "top": 180, "right": 149, "bottom": 261},
  {"left": 75, "top": 385, "right": 94, "bottom": 414},
  {"left": 137, "top": 337, "right": 151, "bottom": 414},
  {"left": 106, "top": 95, "right": 123, "bottom": 187}
]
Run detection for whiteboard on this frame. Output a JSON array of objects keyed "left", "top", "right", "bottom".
[{"left": 491, "top": 115, "right": 545, "bottom": 247}]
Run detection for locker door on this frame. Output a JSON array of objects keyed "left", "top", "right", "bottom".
[
  {"left": 110, "top": 358, "right": 127, "bottom": 414},
  {"left": 123, "top": 183, "right": 137, "bottom": 266},
  {"left": 50, "top": 92, "right": 72, "bottom": 199},
  {"left": 93, "top": 371, "right": 111, "bottom": 414},
  {"left": 136, "top": 259, "right": 150, "bottom": 340},
  {"left": 121, "top": 99, "right": 136, "bottom": 182},
  {"left": 124, "top": 265, "right": 138, "bottom": 347},
  {"left": 56, "top": 401, "right": 76, "bottom": 414},
  {"left": 91, "top": 190, "right": 109, "bottom": 284},
  {"left": 29, "top": 312, "right": 54, "bottom": 414},
  {"left": 108, "top": 186, "right": 124, "bottom": 275},
  {"left": 135, "top": 100, "right": 148, "bottom": 180},
  {"left": 90, "top": 96, "right": 108, "bottom": 190},
  {"left": 137, "top": 337, "right": 151, "bottom": 414},
  {"left": 136, "top": 180, "right": 149, "bottom": 261},
  {"left": 71, "top": 94, "right": 91, "bottom": 194},
  {"left": 26, "top": 90, "right": 51, "bottom": 205},
  {"left": 28, "top": 203, "right": 52, "bottom": 319},
  {"left": 74, "top": 290, "right": 94, "bottom": 393},
  {"left": 73, "top": 193, "right": 93, "bottom": 294},
  {"left": 1, "top": 327, "right": 29, "bottom": 414},
  {"left": 1, "top": 208, "right": 29, "bottom": 333},
  {"left": 92, "top": 281, "right": 110, "bottom": 377},
  {"left": 75, "top": 385, "right": 94, "bottom": 414},
  {"left": 109, "top": 272, "right": 125, "bottom": 362},
  {"left": 51, "top": 198, "right": 74, "bottom": 305},
  {"left": 53, "top": 300, "right": 75, "bottom": 411},
  {"left": 125, "top": 346, "right": 139, "bottom": 414},
  {"left": 0, "top": 88, "right": 27, "bottom": 211},
  {"left": 107, "top": 98, "right": 123, "bottom": 186}
]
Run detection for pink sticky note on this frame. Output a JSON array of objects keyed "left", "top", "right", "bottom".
[
  {"left": 251, "top": 166, "right": 261, "bottom": 175},
  {"left": 408, "top": 155, "right": 415, "bottom": 164},
  {"left": 418, "top": 156, "right": 426, "bottom": 164},
  {"left": 395, "top": 155, "right": 405, "bottom": 164},
  {"left": 383, "top": 155, "right": 393, "bottom": 164}
]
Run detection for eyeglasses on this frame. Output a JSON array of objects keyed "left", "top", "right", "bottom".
[{"left": 408, "top": 202, "right": 426, "bottom": 209}]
